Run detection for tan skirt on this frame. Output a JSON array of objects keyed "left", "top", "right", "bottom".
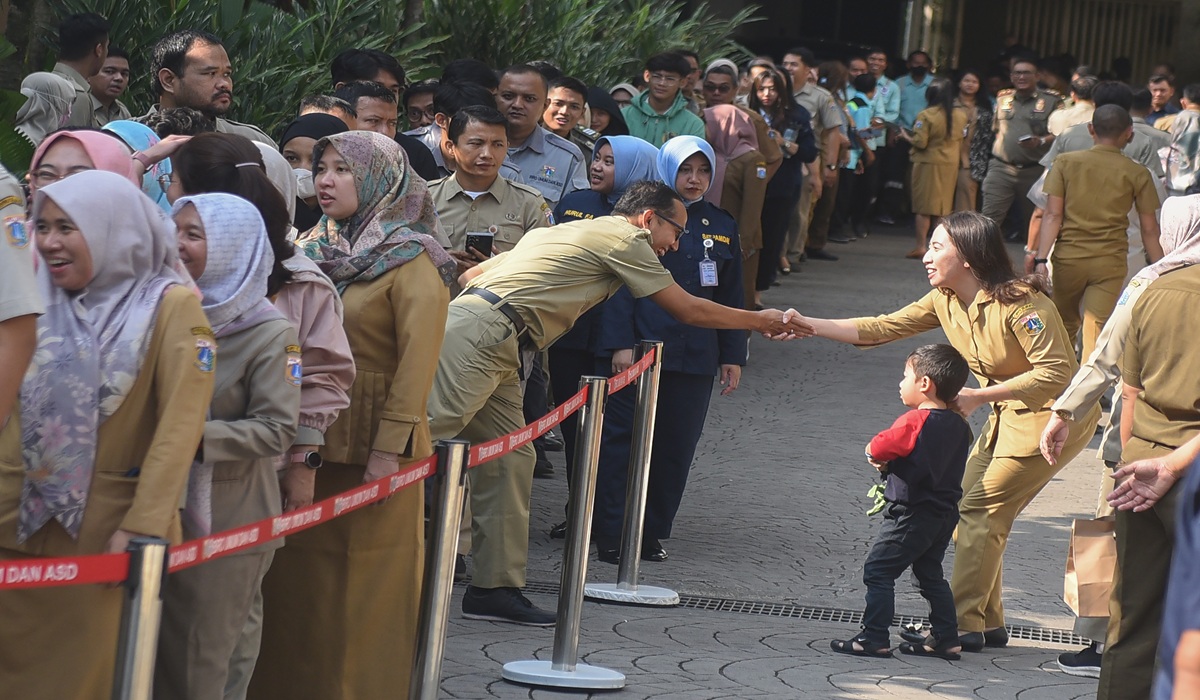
[
  {"left": 911, "top": 161, "right": 958, "bottom": 216},
  {"left": 249, "top": 461, "right": 424, "bottom": 699}
]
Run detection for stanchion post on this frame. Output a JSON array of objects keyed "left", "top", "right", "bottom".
[
  {"left": 502, "top": 376, "right": 625, "bottom": 690},
  {"left": 111, "top": 536, "right": 168, "bottom": 700},
  {"left": 585, "top": 341, "right": 678, "bottom": 606},
  {"left": 410, "top": 439, "right": 470, "bottom": 700}
]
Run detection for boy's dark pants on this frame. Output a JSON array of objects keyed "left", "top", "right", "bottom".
[{"left": 861, "top": 503, "right": 959, "bottom": 647}]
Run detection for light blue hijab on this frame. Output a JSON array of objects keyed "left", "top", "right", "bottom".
[
  {"left": 596, "top": 135, "right": 660, "bottom": 204},
  {"left": 656, "top": 135, "right": 716, "bottom": 204},
  {"left": 103, "top": 120, "right": 173, "bottom": 212}
]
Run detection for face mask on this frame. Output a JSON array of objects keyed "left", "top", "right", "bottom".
[
  {"left": 294, "top": 168, "right": 314, "bottom": 199},
  {"left": 910, "top": 66, "right": 928, "bottom": 80}
]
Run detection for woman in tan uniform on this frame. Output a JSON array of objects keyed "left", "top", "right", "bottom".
[
  {"left": 704, "top": 104, "right": 768, "bottom": 308},
  {"left": 0, "top": 171, "right": 213, "bottom": 698},
  {"left": 789, "top": 211, "right": 1100, "bottom": 651},
  {"left": 900, "top": 79, "right": 968, "bottom": 259},
  {"left": 250, "top": 131, "right": 455, "bottom": 698}
]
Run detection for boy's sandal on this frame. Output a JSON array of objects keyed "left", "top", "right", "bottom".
[
  {"left": 898, "top": 639, "right": 962, "bottom": 661},
  {"left": 830, "top": 635, "right": 893, "bottom": 658}
]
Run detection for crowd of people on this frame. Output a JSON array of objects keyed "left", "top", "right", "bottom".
[{"left": 3, "top": 9, "right": 1200, "bottom": 700}]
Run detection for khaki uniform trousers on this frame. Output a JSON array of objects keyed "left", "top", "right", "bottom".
[
  {"left": 1049, "top": 254, "right": 1126, "bottom": 363},
  {"left": 786, "top": 167, "right": 819, "bottom": 258},
  {"left": 981, "top": 159, "right": 1043, "bottom": 229},
  {"left": 429, "top": 301, "right": 535, "bottom": 589},
  {"left": 1098, "top": 451, "right": 1179, "bottom": 700},
  {"left": 951, "top": 407, "right": 1098, "bottom": 632}
]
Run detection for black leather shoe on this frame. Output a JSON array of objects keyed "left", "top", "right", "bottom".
[
  {"left": 958, "top": 631, "right": 985, "bottom": 652},
  {"left": 641, "top": 537, "right": 668, "bottom": 562},
  {"left": 462, "top": 586, "right": 556, "bottom": 626},
  {"left": 548, "top": 521, "right": 567, "bottom": 539},
  {"left": 595, "top": 537, "right": 620, "bottom": 564},
  {"left": 984, "top": 627, "right": 1009, "bottom": 648},
  {"left": 805, "top": 248, "right": 839, "bottom": 261},
  {"left": 533, "top": 457, "right": 554, "bottom": 479}
]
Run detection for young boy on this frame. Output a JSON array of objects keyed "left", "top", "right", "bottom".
[{"left": 830, "top": 344, "right": 973, "bottom": 660}]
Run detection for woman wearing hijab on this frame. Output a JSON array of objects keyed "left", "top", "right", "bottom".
[
  {"left": 102, "top": 119, "right": 174, "bottom": 211},
  {"left": 545, "top": 134, "right": 659, "bottom": 538},
  {"left": 278, "top": 113, "right": 349, "bottom": 232},
  {"left": 14, "top": 72, "right": 75, "bottom": 145},
  {"left": 154, "top": 193, "right": 300, "bottom": 700},
  {"left": 27, "top": 128, "right": 139, "bottom": 194},
  {"left": 1039, "top": 194, "right": 1200, "bottom": 672},
  {"left": 0, "top": 171, "right": 213, "bottom": 698},
  {"left": 704, "top": 104, "right": 768, "bottom": 309},
  {"left": 589, "top": 135, "right": 746, "bottom": 564},
  {"left": 587, "top": 86, "right": 629, "bottom": 137},
  {"left": 249, "top": 131, "right": 453, "bottom": 699}
]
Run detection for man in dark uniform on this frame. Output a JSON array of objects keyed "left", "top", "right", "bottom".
[{"left": 981, "top": 58, "right": 1063, "bottom": 237}]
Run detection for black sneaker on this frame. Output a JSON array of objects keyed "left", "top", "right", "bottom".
[
  {"left": 1056, "top": 643, "right": 1102, "bottom": 678},
  {"left": 542, "top": 429, "right": 564, "bottom": 452},
  {"left": 462, "top": 586, "right": 556, "bottom": 626}
]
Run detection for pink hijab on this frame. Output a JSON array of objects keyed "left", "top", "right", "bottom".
[
  {"left": 703, "top": 104, "right": 759, "bottom": 205},
  {"left": 30, "top": 130, "right": 138, "bottom": 185}
]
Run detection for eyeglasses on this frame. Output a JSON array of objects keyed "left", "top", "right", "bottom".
[
  {"left": 1011, "top": 70, "right": 1035, "bottom": 76},
  {"left": 656, "top": 211, "right": 688, "bottom": 241},
  {"left": 703, "top": 82, "right": 733, "bottom": 94},
  {"left": 156, "top": 172, "right": 173, "bottom": 191},
  {"left": 407, "top": 106, "right": 436, "bottom": 122},
  {"left": 648, "top": 72, "right": 681, "bottom": 85}
]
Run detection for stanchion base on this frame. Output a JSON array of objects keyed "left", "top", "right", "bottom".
[
  {"left": 502, "top": 660, "right": 625, "bottom": 689},
  {"left": 584, "top": 582, "right": 680, "bottom": 606}
]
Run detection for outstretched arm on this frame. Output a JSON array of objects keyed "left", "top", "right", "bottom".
[{"left": 649, "top": 282, "right": 812, "bottom": 337}]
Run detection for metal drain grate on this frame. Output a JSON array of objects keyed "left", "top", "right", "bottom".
[{"left": 503, "top": 580, "right": 1092, "bottom": 648}]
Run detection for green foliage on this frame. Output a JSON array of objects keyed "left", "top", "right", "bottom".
[
  {"left": 422, "top": 0, "right": 760, "bottom": 89},
  {"left": 46, "top": 0, "right": 443, "bottom": 137}
]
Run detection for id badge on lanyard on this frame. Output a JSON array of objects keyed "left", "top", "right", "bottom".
[{"left": 699, "top": 238, "right": 718, "bottom": 287}]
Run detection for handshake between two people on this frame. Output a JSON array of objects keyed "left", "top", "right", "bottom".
[{"left": 758, "top": 308, "right": 815, "bottom": 340}]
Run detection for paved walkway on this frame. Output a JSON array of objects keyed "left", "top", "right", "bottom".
[{"left": 440, "top": 225, "right": 1106, "bottom": 699}]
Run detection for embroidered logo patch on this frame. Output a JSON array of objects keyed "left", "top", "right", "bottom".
[
  {"left": 541, "top": 201, "right": 555, "bottom": 226},
  {"left": 1018, "top": 311, "right": 1045, "bottom": 335},
  {"left": 541, "top": 165, "right": 556, "bottom": 178},
  {"left": 4, "top": 216, "right": 28, "bottom": 248},
  {"left": 286, "top": 356, "right": 303, "bottom": 386},
  {"left": 756, "top": 165, "right": 767, "bottom": 179},
  {"left": 913, "top": 120, "right": 923, "bottom": 129},
  {"left": 195, "top": 338, "right": 215, "bottom": 373}
]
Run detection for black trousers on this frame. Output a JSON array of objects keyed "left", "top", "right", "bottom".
[
  {"left": 757, "top": 193, "right": 799, "bottom": 292},
  {"left": 860, "top": 503, "right": 959, "bottom": 647},
  {"left": 546, "top": 346, "right": 595, "bottom": 486}
]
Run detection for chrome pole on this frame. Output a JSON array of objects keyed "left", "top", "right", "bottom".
[
  {"left": 503, "top": 376, "right": 624, "bottom": 689},
  {"left": 111, "top": 537, "right": 168, "bottom": 700},
  {"left": 410, "top": 439, "right": 470, "bottom": 700}
]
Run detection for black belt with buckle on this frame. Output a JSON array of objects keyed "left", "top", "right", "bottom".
[
  {"left": 991, "top": 156, "right": 1037, "bottom": 169},
  {"left": 462, "top": 287, "right": 528, "bottom": 337}
]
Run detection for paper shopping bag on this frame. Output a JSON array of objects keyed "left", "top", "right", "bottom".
[{"left": 1063, "top": 518, "right": 1117, "bottom": 618}]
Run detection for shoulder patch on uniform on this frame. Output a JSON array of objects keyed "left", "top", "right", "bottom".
[
  {"left": 191, "top": 326, "right": 213, "bottom": 336},
  {"left": 0, "top": 195, "right": 22, "bottom": 211},
  {"left": 1017, "top": 311, "right": 1045, "bottom": 335},
  {"left": 913, "top": 120, "right": 923, "bottom": 129},
  {"left": 286, "top": 355, "right": 303, "bottom": 386},
  {"left": 194, "top": 337, "right": 215, "bottom": 373},
  {"left": 755, "top": 164, "right": 767, "bottom": 179},
  {"left": 541, "top": 201, "right": 555, "bottom": 226},
  {"left": 4, "top": 216, "right": 28, "bottom": 248},
  {"left": 997, "top": 88, "right": 1016, "bottom": 96},
  {"left": 285, "top": 344, "right": 302, "bottom": 354}
]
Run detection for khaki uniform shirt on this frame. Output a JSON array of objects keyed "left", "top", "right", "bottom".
[
  {"left": 405, "top": 123, "right": 450, "bottom": 177},
  {"left": 992, "top": 88, "right": 1063, "bottom": 165},
  {"left": 429, "top": 174, "right": 551, "bottom": 253},
  {"left": 1047, "top": 101, "right": 1094, "bottom": 136},
  {"left": 1041, "top": 121, "right": 1166, "bottom": 177},
  {"left": 853, "top": 288, "right": 1080, "bottom": 457},
  {"left": 465, "top": 215, "right": 675, "bottom": 349},
  {"left": 499, "top": 126, "right": 588, "bottom": 205},
  {"left": 0, "top": 167, "right": 42, "bottom": 323},
  {"left": 1122, "top": 266, "right": 1200, "bottom": 462},
  {"left": 793, "top": 83, "right": 842, "bottom": 134},
  {"left": 910, "top": 105, "right": 968, "bottom": 165},
  {"left": 52, "top": 62, "right": 95, "bottom": 128},
  {"left": 90, "top": 94, "right": 131, "bottom": 127},
  {"left": 743, "top": 107, "right": 783, "bottom": 166},
  {"left": 1043, "top": 145, "right": 1160, "bottom": 260}
]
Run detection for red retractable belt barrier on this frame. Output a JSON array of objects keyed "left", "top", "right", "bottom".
[{"left": 0, "top": 348, "right": 657, "bottom": 590}]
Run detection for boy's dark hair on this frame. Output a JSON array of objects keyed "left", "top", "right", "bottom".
[
  {"left": 106, "top": 45, "right": 129, "bottom": 62},
  {"left": 137, "top": 106, "right": 217, "bottom": 137},
  {"left": 612, "top": 180, "right": 683, "bottom": 217},
  {"left": 299, "top": 94, "right": 356, "bottom": 118},
  {"left": 1094, "top": 81, "right": 1135, "bottom": 111},
  {"left": 448, "top": 105, "right": 508, "bottom": 142},
  {"left": 1149, "top": 73, "right": 1173, "bottom": 87},
  {"left": 333, "top": 80, "right": 396, "bottom": 106},
  {"left": 852, "top": 73, "right": 877, "bottom": 94},
  {"left": 1184, "top": 83, "right": 1200, "bottom": 104},
  {"left": 433, "top": 81, "right": 496, "bottom": 119},
  {"left": 548, "top": 76, "right": 588, "bottom": 100},
  {"left": 151, "top": 30, "right": 223, "bottom": 95},
  {"left": 402, "top": 79, "right": 439, "bottom": 107},
  {"left": 58, "top": 12, "right": 109, "bottom": 61},
  {"left": 644, "top": 52, "right": 691, "bottom": 77},
  {"left": 907, "top": 344, "right": 969, "bottom": 403},
  {"left": 1092, "top": 104, "right": 1132, "bottom": 138},
  {"left": 441, "top": 59, "right": 498, "bottom": 91},
  {"left": 330, "top": 48, "right": 405, "bottom": 89}
]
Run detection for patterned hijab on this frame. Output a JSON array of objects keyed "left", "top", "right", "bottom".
[
  {"left": 703, "top": 104, "right": 758, "bottom": 205},
  {"left": 1134, "top": 194, "right": 1200, "bottom": 284},
  {"left": 31, "top": 130, "right": 139, "bottom": 185},
  {"left": 172, "top": 193, "right": 280, "bottom": 335},
  {"left": 297, "top": 131, "right": 455, "bottom": 292},
  {"left": 103, "top": 120, "right": 173, "bottom": 212},
  {"left": 19, "top": 171, "right": 184, "bottom": 542}
]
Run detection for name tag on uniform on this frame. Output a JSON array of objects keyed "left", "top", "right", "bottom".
[{"left": 699, "top": 239, "right": 718, "bottom": 287}]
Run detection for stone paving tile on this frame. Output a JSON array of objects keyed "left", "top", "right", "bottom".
[{"left": 443, "top": 226, "right": 1109, "bottom": 698}]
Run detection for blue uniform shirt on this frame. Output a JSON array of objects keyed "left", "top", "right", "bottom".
[
  {"left": 596, "top": 200, "right": 746, "bottom": 374},
  {"left": 897, "top": 73, "right": 934, "bottom": 129}
]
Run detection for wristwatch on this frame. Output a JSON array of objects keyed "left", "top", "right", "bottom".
[{"left": 291, "top": 451, "right": 323, "bottom": 469}]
